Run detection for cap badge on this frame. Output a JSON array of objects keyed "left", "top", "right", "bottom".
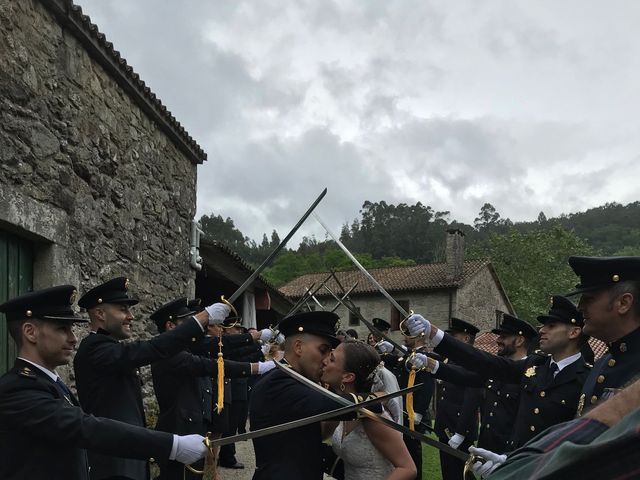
[
  {"left": 25, "top": 310, "right": 32, "bottom": 317},
  {"left": 549, "top": 296, "right": 554, "bottom": 306},
  {"left": 124, "top": 278, "right": 130, "bottom": 290},
  {"left": 524, "top": 366, "right": 537, "bottom": 378},
  {"left": 612, "top": 274, "right": 620, "bottom": 282},
  {"left": 70, "top": 290, "right": 78, "bottom": 305},
  {"left": 298, "top": 326, "right": 304, "bottom": 332}
]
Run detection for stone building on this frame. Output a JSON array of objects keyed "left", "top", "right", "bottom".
[
  {"left": 0, "top": 0, "right": 290, "bottom": 387},
  {"left": 280, "top": 230, "right": 515, "bottom": 340}
]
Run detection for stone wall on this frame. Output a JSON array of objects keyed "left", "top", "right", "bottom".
[
  {"left": 0, "top": 0, "right": 200, "bottom": 395},
  {"left": 330, "top": 289, "right": 453, "bottom": 343},
  {"left": 457, "top": 265, "right": 513, "bottom": 332}
]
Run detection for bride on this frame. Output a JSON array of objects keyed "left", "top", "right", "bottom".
[{"left": 321, "top": 340, "right": 417, "bottom": 480}]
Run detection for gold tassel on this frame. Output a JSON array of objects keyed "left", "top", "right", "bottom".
[
  {"left": 216, "top": 335, "right": 224, "bottom": 413},
  {"left": 407, "top": 367, "right": 417, "bottom": 430}
]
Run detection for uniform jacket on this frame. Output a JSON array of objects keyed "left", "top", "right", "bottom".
[
  {"left": 152, "top": 351, "right": 253, "bottom": 436},
  {"left": 435, "top": 334, "right": 591, "bottom": 449},
  {"left": 579, "top": 327, "right": 640, "bottom": 415},
  {"left": 73, "top": 317, "right": 204, "bottom": 479},
  {"left": 435, "top": 360, "right": 521, "bottom": 454},
  {"left": 249, "top": 366, "right": 355, "bottom": 480},
  {"left": 434, "top": 358, "right": 483, "bottom": 442},
  {"left": 0, "top": 359, "right": 172, "bottom": 480}
]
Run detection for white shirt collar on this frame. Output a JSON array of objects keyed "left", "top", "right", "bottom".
[
  {"left": 17, "top": 357, "right": 59, "bottom": 382},
  {"left": 551, "top": 352, "right": 582, "bottom": 373}
]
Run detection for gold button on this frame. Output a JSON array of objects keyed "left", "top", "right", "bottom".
[
  {"left": 608, "top": 359, "right": 616, "bottom": 367},
  {"left": 490, "top": 412, "right": 494, "bottom": 417},
  {"left": 561, "top": 400, "right": 566, "bottom": 404},
  {"left": 530, "top": 426, "right": 535, "bottom": 432},
  {"left": 534, "top": 408, "right": 540, "bottom": 414},
  {"left": 192, "top": 337, "right": 196, "bottom": 342},
  {"left": 26, "top": 310, "right": 32, "bottom": 317},
  {"left": 612, "top": 274, "right": 620, "bottom": 282},
  {"left": 506, "top": 394, "right": 510, "bottom": 398},
  {"left": 494, "top": 402, "right": 498, "bottom": 406},
  {"left": 298, "top": 326, "right": 304, "bottom": 332},
  {"left": 540, "top": 391, "right": 546, "bottom": 397},
  {"left": 486, "top": 424, "right": 490, "bottom": 428},
  {"left": 149, "top": 457, "right": 155, "bottom": 463},
  {"left": 597, "top": 375, "right": 605, "bottom": 384},
  {"left": 98, "top": 298, "right": 103, "bottom": 304},
  {"left": 591, "top": 395, "right": 598, "bottom": 404}
]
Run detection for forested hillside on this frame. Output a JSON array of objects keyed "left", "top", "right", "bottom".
[{"left": 198, "top": 200, "right": 640, "bottom": 322}]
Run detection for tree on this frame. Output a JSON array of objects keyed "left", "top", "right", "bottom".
[
  {"left": 468, "top": 226, "right": 595, "bottom": 323},
  {"left": 474, "top": 203, "right": 502, "bottom": 231}
]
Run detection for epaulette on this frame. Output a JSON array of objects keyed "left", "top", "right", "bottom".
[{"left": 18, "top": 366, "right": 37, "bottom": 378}]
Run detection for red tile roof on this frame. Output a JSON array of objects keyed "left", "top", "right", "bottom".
[
  {"left": 474, "top": 332, "right": 609, "bottom": 360},
  {"left": 279, "top": 259, "right": 490, "bottom": 299}
]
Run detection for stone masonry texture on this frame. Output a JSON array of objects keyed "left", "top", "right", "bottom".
[{"left": 0, "top": 0, "right": 200, "bottom": 401}]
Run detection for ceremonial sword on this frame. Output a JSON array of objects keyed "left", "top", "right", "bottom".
[
  {"left": 323, "top": 283, "right": 407, "bottom": 355},
  {"left": 313, "top": 212, "right": 410, "bottom": 317},
  {"left": 222, "top": 188, "right": 327, "bottom": 307},
  {"left": 208, "top": 383, "right": 423, "bottom": 447},
  {"left": 274, "top": 361, "right": 468, "bottom": 460}
]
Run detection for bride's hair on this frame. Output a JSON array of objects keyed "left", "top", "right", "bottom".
[{"left": 341, "top": 340, "right": 381, "bottom": 392}]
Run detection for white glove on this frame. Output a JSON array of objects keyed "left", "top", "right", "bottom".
[
  {"left": 406, "top": 313, "right": 431, "bottom": 337},
  {"left": 204, "top": 303, "right": 231, "bottom": 324},
  {"left": 408, "top": 353, "right": 428, "bottom": 370},
  {"left": 469, "top": 446, "right": 507, "bottom": 478},
  {"left": 413, "top": 412, "right": 423, "bottom": 424},
  {"left": 377, "top": 340, "right": 394, "bottom": 353},
  {"left": 259, "top": 328, "right": 273, "bottom": 342},
  {"left": 448, "top": 433, "right": 465, "bottom": 449},
  {"left": 275, "top": 333, "right": 285, "bottom": 344},
  {"left": 171, "top": 434, "right": 208, "bottom": 464},
  {"left": 261, "top": 344, "right": 271, "bottom": 356},
  {"left": 258, "top": 360, "right": 276, "bottom": 375}
]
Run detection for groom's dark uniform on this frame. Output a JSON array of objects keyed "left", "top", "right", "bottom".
[{"left": 250, "top": 311, "right": 367, "bottom": 480}]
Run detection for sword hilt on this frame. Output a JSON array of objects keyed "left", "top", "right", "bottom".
[
  {"left": 220, "top": 296, "right": 239, "bottom": 317},
  {"left": 185, "top": 433, "right": 215, "bottom": 475}
]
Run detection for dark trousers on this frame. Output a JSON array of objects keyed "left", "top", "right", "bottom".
[
  {"left": 403, "top": 434, "right": 422, "bottom": 480},
  {"left": 438, "top": 437, "right": 473, "bottom": 480},
  {"left": 219, "top": 400, "right": 248, "bottom": 466}
]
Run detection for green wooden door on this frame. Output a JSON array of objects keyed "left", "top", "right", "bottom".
[{"left": 0, "top": 230, "right": 34, "bottom": 374}]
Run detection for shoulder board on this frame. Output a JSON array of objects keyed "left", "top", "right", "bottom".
[{"left": 18, "top": 366, "right": 37, "bottom": 378}]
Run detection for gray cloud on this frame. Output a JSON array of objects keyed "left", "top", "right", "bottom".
[{"left": 79, "top": 0, "right": 640, "bottom": 244}]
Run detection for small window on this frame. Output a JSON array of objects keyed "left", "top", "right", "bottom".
[
  {"left": 390, "top": 300, "right": 410, "bottom": 331},
  {"left": 349, "top": 307, "right": 360, "bottom": 326}
]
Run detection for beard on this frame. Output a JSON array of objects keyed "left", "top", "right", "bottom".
[{"left": 498, "top": 342, "right": 516, "bottom": 357}]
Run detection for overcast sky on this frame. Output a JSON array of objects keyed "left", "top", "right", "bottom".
[{"left": 79, "top": 1, "right": 640, "bottom": 246}]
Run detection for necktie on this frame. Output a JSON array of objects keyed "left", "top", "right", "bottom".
[
  {"left": 545, "top": 362, "right": 558, "bottom": 386},
  {"left": 56, "top": 377, "right": 73, "bottom": 398}
]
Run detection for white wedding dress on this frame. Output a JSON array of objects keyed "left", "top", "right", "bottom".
[{"left": 331, "top": 415, "right": 394, "bottom": 480}]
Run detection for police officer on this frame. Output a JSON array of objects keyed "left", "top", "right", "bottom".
[
  {"left": 407, "top": 296, "right": 592, "bottom": 473},
  {"left": 150, "top": 298, "right": 274, "bottom": 479},
  {"left": 73, "top": 277, "right": 231, "bottom": 480},
  {"left": 0, "top": 285, "right": 208, "bottom": 480},
  {"left": 427, "top": 314, "right": 537, "bottom": 455},
  {"left": 218, "top": 318, "right": 264, "bottom": 469},
  {"left": 250, "top": 311, "right": 382, "bottom": 480},
  {"left": 568, "top": 256, "right": 640, "bottom": 414},
  {"left": 432, "top": 318, "right": 483, "bottom": 480}
]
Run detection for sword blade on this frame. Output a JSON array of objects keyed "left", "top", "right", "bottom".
[
  {"left": 210, "top": 383, "right": 422, "bottom": 447},
  {"left": 323, "top": 284, "right": 407, "bottom": 354},
  {"left": 275, "top": 361, "right": 467, "bottom": 461},
  {"left": 227, "top": 188, "right": 327, "bottom": 304},
  {"left": 313, "top": 212, "right": 409, "bottom": 317}
]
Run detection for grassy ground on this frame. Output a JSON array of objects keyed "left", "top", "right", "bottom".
[{"left": 422, "top": 433, "right": 443, "bottom": 479}]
